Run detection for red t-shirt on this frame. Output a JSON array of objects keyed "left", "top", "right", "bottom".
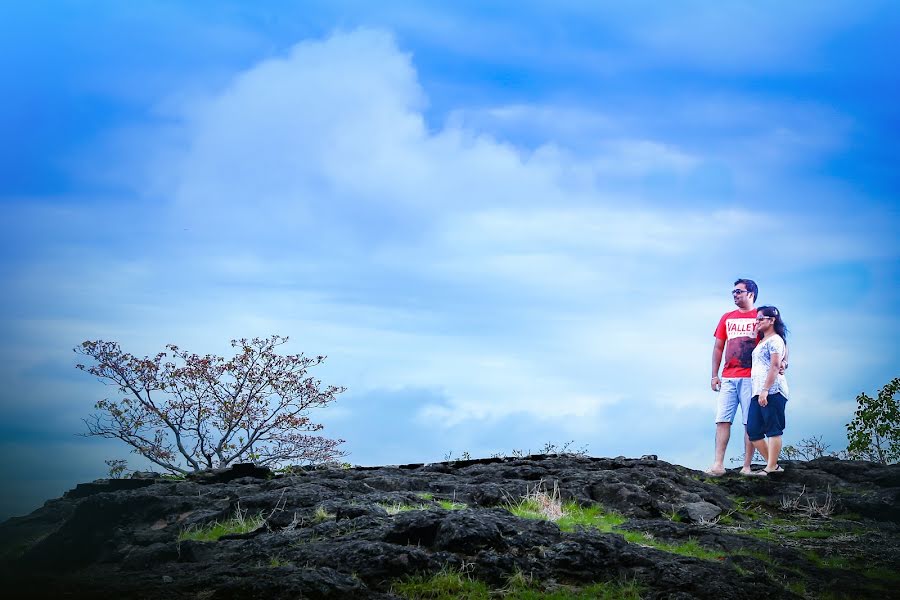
[{"left": 714, "top": 309, "right": 757, "bottom": 378}]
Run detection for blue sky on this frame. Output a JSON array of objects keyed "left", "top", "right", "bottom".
[{"left": 1, "top": 1, "right": 898, "bottom": 520}]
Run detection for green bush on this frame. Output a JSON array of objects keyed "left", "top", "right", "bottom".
[{"left": 846, "top": 377, "right": 900, "bottom": 464}]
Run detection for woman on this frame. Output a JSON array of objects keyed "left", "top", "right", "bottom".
[{"left": 747, "top": 305, "right": 789, "bottom": 475}]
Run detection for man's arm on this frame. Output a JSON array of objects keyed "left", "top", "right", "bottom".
[
  {"left": 780, "top": 344, "right": 789, "bottom": 375},
  {"left": 711, "top": 338, "right": 725, "bottom": 391}
]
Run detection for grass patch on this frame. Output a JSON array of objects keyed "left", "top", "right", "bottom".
[
  {"left": 416, "top": 492, "right": 435, "bottom": 501},
  {"left": 392, "top": 568, "right": 643, "bottom": 599},
  {"left": 178, "top": 506, "right": 264, "bottom": 542},
  {"left": 268, "top": 555, "right": 291, "bottom": 567},
  {"left": 665, "top": 507, "right": 683, "bottom": 523},
  {"left": 785, "top": 580, "right": 806, "bottom": 596},
  {"left": 556, "top": 502, "right": 625, "bottom": 533},
  {"left": 619, "top": 531, "right": 726, "bottom": 561},
  {"left": 802, "top": 550, "right": 852, "bottom": 570},
  {"left": 716, "top": 513, "right": 737, "bottom": 525},
  {"left": 743, "top": 527, "right": 778, "bottom": 542},
  {"left": 378, "top": 498, "right": 466, "bottom": 514},
  {"left": 863, "top": 566, "right": 900, "bottom": 584},
  {"left": 380, "top": 502, "right": 430, "bottom": 515},
  {"left": 393, "top": 569, "right": 490, "bottom": 599},
  {"left": 784, "top": 529, "right": 833, "bottom": 539},
  {"left": 731, "top": 548, "right": 775, "bottom": 564},
  {"left": 650, "top": 537, "right": 726, "bottom": 561},
  {"left": 312, "top": 506, "right": 335, "bottom": 523},
  {"left": 505, "top": 497, "right": 725, "bottom": 562},
  {"left": 506, "top": 482, "right": 565, "bottom": 522}
]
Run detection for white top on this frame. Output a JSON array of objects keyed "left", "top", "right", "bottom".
[{"left": 751, "top": 335, "right": 789, "bottom": 398}]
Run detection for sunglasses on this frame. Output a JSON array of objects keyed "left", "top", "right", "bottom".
[
  {"left": 755, "top": 316, "right": 774, "bottom": 322},
  {"left": 732, "top": 289, "right": 749, "bottom": 296}
]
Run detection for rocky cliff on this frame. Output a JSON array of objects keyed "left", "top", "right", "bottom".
[{"left": 1, "top": 455, "right": 898, "bottom": 599}]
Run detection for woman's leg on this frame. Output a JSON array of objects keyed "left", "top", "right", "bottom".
[
  {"left": 763, "top": 392, "right": 787, "bottom": 472},
  {"left": 751, "top": 438, "right": 769, "bottom": 463},
  {"left": 766, "top": 435, "right": 782, "bottom": 471},
  {"left": 746, "top": 395, "right": 766, "bottom": 464}
]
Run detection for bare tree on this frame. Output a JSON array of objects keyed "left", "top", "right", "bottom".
[{"left": 76, "top": 335, "right": 345, "bottom": 474}]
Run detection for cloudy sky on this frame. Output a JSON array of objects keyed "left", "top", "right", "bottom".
[{"left": 2, "top": 1, "right": 898, "bottom": 520}]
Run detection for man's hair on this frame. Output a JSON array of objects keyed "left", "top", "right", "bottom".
[{"left": 734, "top": 278, "right": 758, "bottom": 302}]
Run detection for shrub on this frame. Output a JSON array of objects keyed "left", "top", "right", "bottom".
[
  {"left": 104, "top": 458, "right": 129, "bottom": 479},
  {"left": 76, "top": 334, "right": 345, "bottom": 474},
  {"left": 781, "top": 436, "right": 832, "bottom": 461},
  {"left": 846, "top": 377, "right": 900, "bottom": 464}
]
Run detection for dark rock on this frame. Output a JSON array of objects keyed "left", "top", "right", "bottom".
[
  {"left": 130, "top": 471, "right": 163, "bottom": 479},
  {"left": 2, "top": 455, "right": 898, "bottom": 599},
  {"left": 677, "top": 501, "right": 723, "bottom": 523},
  {"left": 63, "top": 478, "right": 156, "bottom": 500},
  {"left": 186, "top": 462, "right": 272, "bottom": 483}
]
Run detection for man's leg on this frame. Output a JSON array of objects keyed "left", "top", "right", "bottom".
[
  {"left": 741, "top": 432, "right": 757, "bottom": 473},
  {"left": 709, "top": 379, "right": 739, "bottom": 474},
  {"left": 711, "top": 422, "right": 731, "bottom": 473},
  {"left": 739, "top": 378, "right": 762, "bottom": 473}
]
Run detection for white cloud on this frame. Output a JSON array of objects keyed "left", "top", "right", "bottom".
[{"left": 4, "top": 25, "right": 898, "bottom": 509}]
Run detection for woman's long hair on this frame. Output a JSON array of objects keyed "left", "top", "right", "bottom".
[{"left": 757, "top": 305, "right": 788, "bottom": 342}]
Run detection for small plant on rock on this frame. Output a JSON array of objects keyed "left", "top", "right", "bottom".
[
  {"left": 506, "top": 481, "right": 565, "bottom": 522},
  {"left": 178, "top": 504, "right": 265, "bottom": 542},
  {"left": 104, "top": 458, "right": 129, "bottom": 479},
  {"left": 312, "top": 506, "right": 336, "bottom": 523},
  {"left": 781, "top": 435, "right": 833, "bottom": 461}
]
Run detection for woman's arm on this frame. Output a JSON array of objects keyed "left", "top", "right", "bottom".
[{"left": 758, "top": 350, "right": 782, "bottom": 407}]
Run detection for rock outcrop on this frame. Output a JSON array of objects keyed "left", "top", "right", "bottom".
[{"left": 2, "top": 455, "right": 898, "bottom": 599}]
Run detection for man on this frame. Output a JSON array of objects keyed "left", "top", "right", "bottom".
[{"left": 707, "top": 278, "right": 764, "bottom": 476}]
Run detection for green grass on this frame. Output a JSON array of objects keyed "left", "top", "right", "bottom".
[
  {"left": 312, "top": 506, "right": 336, "bottom": 523},
  {"left": 665, "top": 507, "right": 683, "bottom": 523},
  {"left": 392, "top": 568, "right": 643, "bottom": 600},
  {"left": 392, "top": 569, "right": 490, "bottom": 599},
  {"left": 862, "top": 565, "right": 900, "bottom": 585},
  {"left": 380, "top": 502, "right": 431, "bottom": 515},
  {"left": 556, "top": 502, "right": 625, "bottom": 533},
  {"left": 786, "top": 580, "right": 806, "bottom": 596},
  {"left": 507, "top": 498, "right": 556, "bottom": 521},
  {"left": 647, "top": 537, "right": 725, "bottom": 561},
  {"left": 743, "top": 527, "right": 778, "bottom": 542},
  {"left": 379, "top": 498, "right": 467, "bottom": 514},
  {"left": 731, "top": 548, "right": 775, "bottom": 564},
  {"left": 784, "top": 529, "right": 834, "bottom": 539},
  {"left": 716, "top": 513, "right": 737, "bottom": 525},
  {"left": 178, "top": 509, "right": 265, "bottom": 542},
  {"left": 505, "top": 499, "right": 725, "bottom": 562},
  {"left": 802, "top": 550, "right": 852, "bottom": 570}
]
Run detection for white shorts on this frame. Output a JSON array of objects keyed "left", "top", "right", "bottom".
[{"left": 715, "top": 377, "right": 752, "bottom": 425}]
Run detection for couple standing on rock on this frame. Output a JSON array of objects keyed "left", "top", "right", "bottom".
[{"left": 707, "top": 278, "right": 790, "bottom": 477}]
